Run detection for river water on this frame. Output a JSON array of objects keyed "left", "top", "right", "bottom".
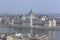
[
  {"left": 55, "top": 31, "right": 60, "bottom": 40},
  {"left": 49, "top": 31, "right": 60, "bottom": 40},
  {"left": 0, "top": 27, "right": 60, "bottom": 40}
]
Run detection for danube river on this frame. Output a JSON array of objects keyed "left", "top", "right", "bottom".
[
  {"left": 55, "top": 31, "right": 60, "bottom": 40},
  {"left": 50, "top": 31, "right": 60, "bottom": 40},
  {"left": 0, "top": 26, "right": 60, "bottom": 40}
]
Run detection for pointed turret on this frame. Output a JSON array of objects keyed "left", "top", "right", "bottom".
[
  {"left": 29, "top": 9, "right": 34, "bottom": 16},
  {"left": 29, "top": 9, "right": 36, "bottom": 19}
]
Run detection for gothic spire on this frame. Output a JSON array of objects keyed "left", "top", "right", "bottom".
[{"left": 29, "top": 9, "right": 34, "bottom": 16}]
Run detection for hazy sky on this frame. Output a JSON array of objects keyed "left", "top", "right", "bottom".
[{"left": 0, "top": 0, "right": 60, "bottom": 14}]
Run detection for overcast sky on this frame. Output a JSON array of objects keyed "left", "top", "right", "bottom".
[{"left": 0, "top": 0, "right": 60, "bottom": 14}]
